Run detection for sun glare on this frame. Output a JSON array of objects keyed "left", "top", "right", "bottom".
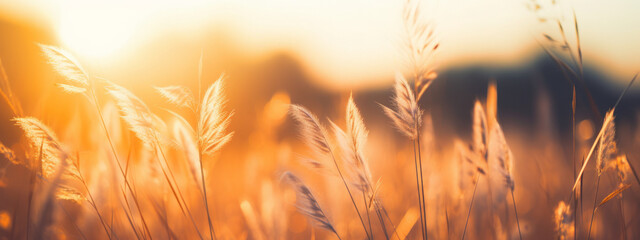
[{"left": 55, "top": 1, "right": 146, "bottom": 59}]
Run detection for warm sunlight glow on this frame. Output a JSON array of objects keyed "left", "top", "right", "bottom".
[{"left": 56, "top": 1, "right": 142, "bottom": 58}]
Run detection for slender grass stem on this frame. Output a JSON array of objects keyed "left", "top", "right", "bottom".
[
  {"left": 412, "top": 139, "right": 425, "bottom": 240},
  {"left": 76, "top": 160, "right": 113, "bottom": 239},
  {"left": 619, "top": 197, "right": 626, "bottom": 240},
  {"left": 90, "top": 89, "right": 153, "bottom": 239},
  {"left": 511, "top": 189, "right": 523, "bottom": 240},
  {"left": 571, "top": 86, "right": 577, "bottom": 240},
  {"left": 461, "top": 175, "right": 479, "bottom": 240},
  {"left": 363, "top": 190, "right": 374, "bottom": 239},
  {"left": 198, "top": 151, "right": 217, "bottom": 240},
  {"left": 587, "top": 175, "right": 601, "bottom": 240},
  {"left": 326, "top": 149, "right": 371, "bottom": 239},
  {"left": 153, "top": 135, "right": 204, "bottom": 240},
  {"left": 416, "top": 131, "right": 428, "bottom": 240}
]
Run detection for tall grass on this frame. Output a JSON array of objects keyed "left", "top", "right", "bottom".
[{"left": 0, "top": 0, "right": 639, "bottom": 239}]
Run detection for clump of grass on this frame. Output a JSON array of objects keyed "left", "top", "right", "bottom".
[
  {"left": 157, "top": 66, "right": 234, "bottom": 239},
  {"left": 289, "top": 104, "right": 371, "bottom": 239}
]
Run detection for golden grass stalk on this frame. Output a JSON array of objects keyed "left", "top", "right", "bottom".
[
  {"left": 0, "top": 58, "right": 23, "bottom": 117},
  {"left": 39, "top": 44, "right": 89, "bottom": 93},
  {"left": 596, "top": 114, "right": 617, "bottom": 176},
  {"left": 40, "top": 44, "right": 155, "bottom": 238},
  {"left": 472, "top": 101, "right": 489, "bottom": 163},
  {"left": 198, "top": 76, "right": 234, "bottom": 157},
  {"left": 197, "top": 77, "right": 233, "bottom": 240},
  {"left": 289, "top": 104, "right": 371, "bottom": 239},
  {"left": 381, "top": 74, "right": 421, "bottom": 140},
  {"left": 587, "top": 110, "right": 619, "bottom": 240},
  {"left": 488, "top": 120, "right": 514, "bottom": 192},
  {"left": 13, "top": 117, "right": 73, "bottom": 178},
  {"left": 598, "top": 184, "right": 630, "bottom": 208},
  {"left": 402, "top": 0, "right": 439, "bottom": 101},
  {"left": 487, "top": 118, "right": 522, "bottom": 240},
  {"left": 572, "top": 110, "right": 615, "bottom": 191},
  {"left": 573, "top": 73, "right": 637, "bottom": 192},
  {"left": 108, "top": 82, "right": 204, "bottom": 239},
  {"left": 460, "top": 102, "right": 490, "bottom": 240},
  {"left": 333, "top": 93, "right": 398, "bottom": 238},
  {"left": 107, "top": 83, "right": 163, "bottom": 149},
  {"left": 158, "top": 72, "right": 234, "bottom": 239},
  {"left": 172, "top": 119, "right": 201, "bottom": 188},
  {"left": 14, "top": 117, "right": 113, "bottom": 239},
  {"left": 282, "top": 172, "right": 342, "bottom": 240},
  {"left": 381, "top": 72, "right": 427, "bottom": 239}
]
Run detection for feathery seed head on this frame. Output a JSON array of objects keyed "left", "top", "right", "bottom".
[
  {"left": 198, "top": 76, "right": 234, "bottom": 156},
  {"left": 488, "top": 119, "right": 515, "bottom": 190},
  {"left": 382, "top": 73, "right": 421, "bottom": 139},
  {"left": 597, "top": 110, "right": 617, "bottom": 175},
  {"left": 281, "top": 172, "right": 337, "bottom": 234},
  {"left": 156, "top": 86, "right": 197, "bottom": 111},
  {"left": 39, "top": 44, "right": 89, "bottom": 93}
]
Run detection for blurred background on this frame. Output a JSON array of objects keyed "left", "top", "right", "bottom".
[
  {"left": 0, "top": 0, "right": 639, "bottom": 136},
  {"left": 0, "top": 0, "right": 639, "bottom": 239}
]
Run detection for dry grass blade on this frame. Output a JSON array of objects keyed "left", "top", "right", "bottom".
[
  {"left": 381, "top": 73, "right": 421, "bottom": 139},
  {"left": 281, "top": 172, "right": 339, "bottom": 237},
  {"left": 331, "top": 94, "right": 373, "bottom": 191},
  {"left": 331, "top": 122, "right": 368, "bottom": 190},
  {"left": 598, "top": 184, "right": 630, "bottom": 208},
  {"left": 198, "top": 76, "right": 234, "bottom": 156},
  {"left": 39, "top": 44, "right": 89, "bottom": 90},
  {"left": 156, "top": 86, "right": 197, "bottom": 111}
]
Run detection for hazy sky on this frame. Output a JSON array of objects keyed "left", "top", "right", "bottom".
[{"left": 1, "top": 0, "right": 638, "bottom": 89}]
